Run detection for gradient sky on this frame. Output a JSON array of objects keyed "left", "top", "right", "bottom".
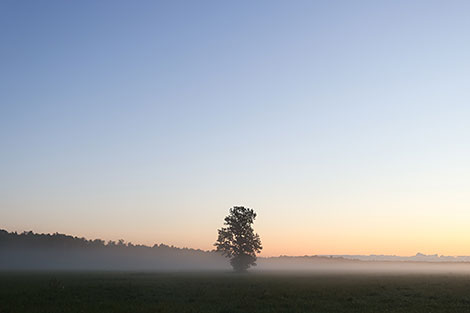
[{"left": 1, "top": 1, "right": 470, "bottom": 257}]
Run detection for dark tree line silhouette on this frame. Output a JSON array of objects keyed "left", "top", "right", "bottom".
[
  {"left": 0, "top": 229, "right": 199, "bottom": 250},
  {"left": 0, "top": 229, "right": 178, "bottom": 249},
  {"left": 0, "top": 229, "right": 226, "bottom": 271}
]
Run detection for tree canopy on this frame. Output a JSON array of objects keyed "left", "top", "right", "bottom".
[{"left": 214, "top": 206, "right": 262, "bottom": 272}]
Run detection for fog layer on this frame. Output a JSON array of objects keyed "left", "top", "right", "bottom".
[{"left": 3, "top": 230, "right": 470, "bottom": 273}]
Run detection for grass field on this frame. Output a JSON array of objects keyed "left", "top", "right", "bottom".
[{"left": 2, "top": 271, "right": 470, "bottom": 313}]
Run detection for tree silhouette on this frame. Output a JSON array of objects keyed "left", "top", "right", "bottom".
[{"left": 214, "top": 206, "right": 262, "bottom": 272}]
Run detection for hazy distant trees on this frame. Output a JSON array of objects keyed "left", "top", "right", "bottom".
[
  {"left": 0, "top": 230, "right": 209, "bottom": 252},
  {"left": 214, "top": 206, "right": 262, "bottom": 272},
  {"left": 0, "top": 229, "right": 228, "bottom": 271}
]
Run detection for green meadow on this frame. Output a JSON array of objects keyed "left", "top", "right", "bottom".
[{"left": 1, "top": 271, "right": 470, "bottom": 313}]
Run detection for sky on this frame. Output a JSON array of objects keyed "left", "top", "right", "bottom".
[{"left": 1, "top": 0, "right": 470, "bottom": 257}]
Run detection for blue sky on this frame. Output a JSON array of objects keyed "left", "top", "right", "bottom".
[{"left": 1, "top": 1, "right": 470, "bottom": 256}]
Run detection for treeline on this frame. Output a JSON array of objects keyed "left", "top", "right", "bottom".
[
  {"left": 0, "top": 229, "right": 227, "bottom": 271},
  {"left": 1, "top": 229, "right": 198, "bottom": 250}
]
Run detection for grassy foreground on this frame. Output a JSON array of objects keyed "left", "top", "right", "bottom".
[{"left": 1, "top": 271, "right": 470, "bottom": 313}]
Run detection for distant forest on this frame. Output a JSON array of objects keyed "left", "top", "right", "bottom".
[
  {"left": 0, "top": 229, "right": 227, "bottom": 270},
  {"left": 3, "top": 229, "right": 469, "bottom": 272}
]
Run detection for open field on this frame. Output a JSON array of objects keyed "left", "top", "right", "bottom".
[{"left": 2, "top": 271, "right": 470, "bottom": 313}]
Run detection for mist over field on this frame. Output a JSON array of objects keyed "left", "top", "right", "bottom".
[
  {"left": 3, "top": 230, "right": 470, "bottom": 274},
  {"left": 257, "top": 257, "right": 470, "bottom": 274}
]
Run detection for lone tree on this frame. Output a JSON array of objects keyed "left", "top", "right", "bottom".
[{"left": 214, "top": 206, "right": 262, "bottom": 272}]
